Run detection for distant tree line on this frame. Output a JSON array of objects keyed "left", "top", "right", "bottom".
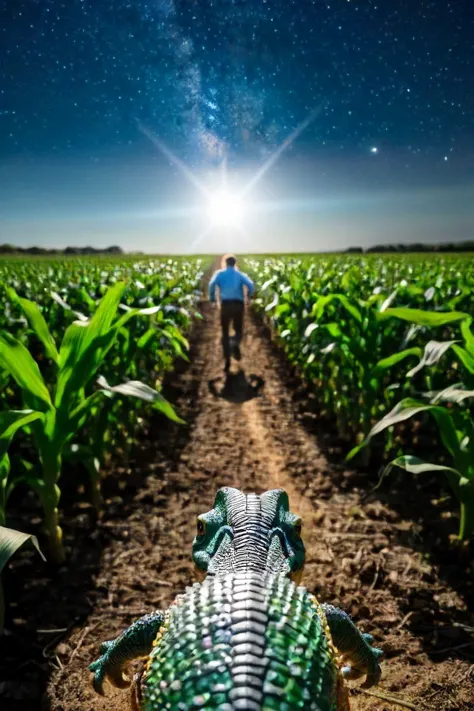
[
  {"left": 0, "top": 244, "right": 123, "bottom": 256},
  {"left": 346, "top": 241, "right": 474, "bottom": 254}
]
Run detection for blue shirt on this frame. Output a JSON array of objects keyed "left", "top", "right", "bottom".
[{"left": 209, "top": 266, "right": 255, "bottom": 302}]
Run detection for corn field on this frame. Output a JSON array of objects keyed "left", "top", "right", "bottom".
[
  {"left": 1, "top": 253, "right": 473, "bottom": 711},
  {"left": 0, "top": 256, "right": 205, "bottom": 618},
  {"left": 1, "top": 251, "right": 474, "bottom": 637},
  {"left": 247, "top": 254, "right": 474, "bottom": 541}
]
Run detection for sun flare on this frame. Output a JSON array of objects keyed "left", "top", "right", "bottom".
[{"left": 207, "top": 190, "right": 244, "bottom": 227}]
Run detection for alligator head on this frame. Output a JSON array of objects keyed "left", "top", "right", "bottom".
[{"left": 192, "top": 487, "right": 305, "bottom": 583}]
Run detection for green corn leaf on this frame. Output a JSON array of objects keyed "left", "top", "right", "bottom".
[
  {"left": 460, "top": 319, "right": 474, "bottom": 357},
  {"left": 312, "top": 294, "right": 362, "bottom": 323},
  {"left": 57, "top": 283, "right": 126, "bottom": 385},
  {"left": 137, "top": 327, "right": 156, "bottom": 350},
  {"left": 97, "top": 376, "right": 185, "bottom": 423},
  {"left": 115, "top": 304, "right": 161, "bottom": 330},
  {"left": 378, "top": 456, "right": 474, "bottom": 539},
  {"left": 0, "top": 526, "right": 45, "bottom": 575},
  {"left": 67, "top": 391, "right": 107, "bottom": 437},
  {"left": 0, "top": 526, "right": 45, "bottom": 630},
  {"left": 406, "top": 340, "right": 458, "bottom": 377},
  {"left": 162, "top": 321, "right": 190, "bottom": 349},
  {"left": 160, "top": 330, "right": 189, "bottom": 361},
  {"left": 323, "top": 322, "right": 345, "bottom": 339},
  {"left": 304, "top": 323, "right": 318, "bottom": 338},
  {"left": 0, "top": 410, "right": 45, "bottom": 461},
  {"left": 2, "top": 456, "right": 36, "bottom": 507},
  {"left": 117, "top": 326, "right": 131, "bottom": 355},
  {"left": 0, "top": 455, "right": 11, "bottom": 524},
  {"left": 330, "top": 294, "right": 363, "bottom": 323},
  {"left": 56, "top": 314, "right": 123, "bottom": 409},
  {"left": 78, "top": 288, "right": 96, "bottom": 310},
  {"left": 347, "top": 398, "right": 460, "bottom": 461},
  {"left": 379, "top": 290, "right": 398, "bottom": 312},
  {"left": 0, "top": 332, "right": 52, "bottom": 410},
  {"left": 321, "top": 342, "right": 336, "bottom": 354},
  {"left": 379, "top": 455, "right": 463, "bottom": 487},
  {"left": 378, "top": 307, "right": 469, "bottom": 327},
  {"left": 265, "top": 295, "right": 279, "bottom": 312},
  {"left": 261, "top": 277, "right": 277, "bottom": 292},
  {"left": 275, "top": 303, "right": 291, "bottom": 318},
  {"left": 5, "top": 286, "right": 59, "bottom": 363},
  {"left": 427, "top": 384, "right": 474, "bottom": 404},
  {"left": 452, "top": 344, "right": 474, "bottom": 375},
  {"left": 56, "top": 322, "right": 90, "bottom": 406},
  {"left": 86, "top": 282, "right": 127, "bottom": 341},
  {"left": 340, "top": 265, "right": 359, "bottom": 291},
  {"left": 371, "top": 347, "right": 422, "bottom": 377},
  {"left": 51, "top": 291, "right": 88, "bottom": 322}
]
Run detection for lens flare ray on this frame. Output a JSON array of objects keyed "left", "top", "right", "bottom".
[
  {"left": 137, "top": 121, "right": 211, "bottom": 199},
  {"left": 240, "top": 106, "right": 322, "bottom": 199},
  {"left": 138, "top": 107, "right": 320, "bottom": 245}
]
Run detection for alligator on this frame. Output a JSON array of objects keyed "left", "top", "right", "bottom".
[{"left": 89, "top": 487, "right": 383, "bottom": 710}]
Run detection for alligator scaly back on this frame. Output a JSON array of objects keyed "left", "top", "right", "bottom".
[
  {"left": 141, "top": 573, "right": 341, "bottom": 710},
  {"left": 90, "top": 488, "right": 382, "bottom": 709}
]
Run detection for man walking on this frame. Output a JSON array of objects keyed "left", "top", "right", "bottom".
[{"left": 209, "top": 254, "right": 255, "bottom": 371}]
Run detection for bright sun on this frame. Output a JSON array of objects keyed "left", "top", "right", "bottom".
[{"left": 207, "top": 190, "right": 244, "bottom": 227}]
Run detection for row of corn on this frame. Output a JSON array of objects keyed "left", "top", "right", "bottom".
[
  {"left": 246, "top": 254, "right": 474, "bottom": 541},
  {"left": 0, "top": 256, "right": 205, "bottom": 627}
]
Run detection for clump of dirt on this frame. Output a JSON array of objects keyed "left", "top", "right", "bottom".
[{"left": 1, "top": 302, "right": 473, "bottom": 711}]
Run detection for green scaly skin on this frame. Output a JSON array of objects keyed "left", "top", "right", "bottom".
[{"left": 89, "top": 488, "right": 383, "bottom": 709}]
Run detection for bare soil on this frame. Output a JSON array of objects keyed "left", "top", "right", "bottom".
[{"left": 1, "top": 302, "right": 473, "bottom": 711}]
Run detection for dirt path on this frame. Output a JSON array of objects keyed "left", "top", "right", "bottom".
[{"left": 46, "top": 304, "right": 474, "bottom": 711}]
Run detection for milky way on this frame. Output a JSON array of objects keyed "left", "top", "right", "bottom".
[{"left": 2, "top": 0, "right": 472, "bottom": 161}]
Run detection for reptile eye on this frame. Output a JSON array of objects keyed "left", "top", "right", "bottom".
[
  {"left": 196, "top": 518, "right": 206, "bottom": 536},
  {"left": 294, "top": 520, "right": 302, "bottom": 537}
]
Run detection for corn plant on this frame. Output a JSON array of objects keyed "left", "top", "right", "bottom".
[
  {"left": 346, "top": 311, "right": 474, "bottom": 539},
  {"left": 379, "top": 310, "right": 474, "bottom": 389},
  {"left": 348, "top": 392, "right": 474, "bottom": 539},
  {"left": 248, "top": 255, "right": 474, "bottom": 456},
  {"left": 0, "top": 283, "right": 183, "bottom": 562},
  {"left": 301, "top": 292, "right": 424, "bottom": 443},
  {"left": 252, "top": 263, "right": 422, "bottom": 445}
]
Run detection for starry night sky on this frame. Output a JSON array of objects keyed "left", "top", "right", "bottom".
[{"left": 1, "top": 0, "right": 473, "bottom": 252}]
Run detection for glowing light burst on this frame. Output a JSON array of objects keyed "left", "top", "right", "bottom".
[
  {"left": 138, "top": 107, "right": 320, "bottom": 248},
  {"left": 207, "top": 190, "right": 244, "bottom": 226}
]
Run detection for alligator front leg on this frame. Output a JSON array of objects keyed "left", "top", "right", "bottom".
[
  {"left": 321, "top": 604, "right": 383, "bottom": 688},
  {"left": 89, "top": 610, "right": 165, "bottom": 696}
]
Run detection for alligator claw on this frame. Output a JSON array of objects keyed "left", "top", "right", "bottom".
[
  {"left": 88, "top": 659, "right": 106, "bottom": 696},
  {"left": 89, "top": 647, "right": 131, "bottom": 695},
  {"left": 341, "top": 644, "right": 383, "bottom": 689}
]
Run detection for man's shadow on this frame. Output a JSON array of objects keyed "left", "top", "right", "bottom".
[{"left": 208, "top": 370, "right": 265, "bottom": 403}]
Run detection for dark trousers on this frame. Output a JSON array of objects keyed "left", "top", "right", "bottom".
[{"left": 220, "top": 300, "right": 244, "bottom": 359}]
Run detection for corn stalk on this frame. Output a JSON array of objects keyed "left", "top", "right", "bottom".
[{"left": 0, "top": 283, "right": 183, "bottom": 562}]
